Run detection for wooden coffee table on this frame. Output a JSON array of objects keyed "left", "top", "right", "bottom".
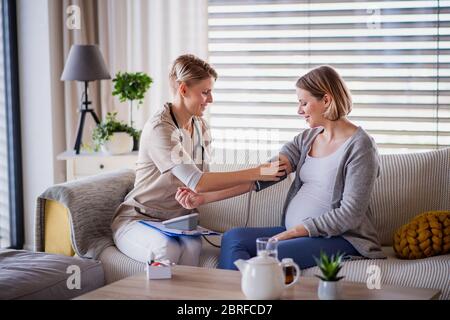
[{"left": 76, "top": 265, "right": 440, "bottom": 300}]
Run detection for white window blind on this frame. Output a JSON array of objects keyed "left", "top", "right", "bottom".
[
  {"left": 0, "top": 0, "right": 10, "bottom": 249},
  {"left": 207, "top": 0, "right": 450, "bottom": 154}
]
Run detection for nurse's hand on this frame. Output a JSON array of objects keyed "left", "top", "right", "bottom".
[{"left": 175, "top": 187, "right": 205, "bottom": 209}]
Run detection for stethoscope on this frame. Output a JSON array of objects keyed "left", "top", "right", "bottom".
[{"left": 169, "top": 105, "right": 205, "bottom": 166}]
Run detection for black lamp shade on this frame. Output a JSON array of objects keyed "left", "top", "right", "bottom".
[{"left": 61, "top": 44, "right": 111, "bottom": 81}]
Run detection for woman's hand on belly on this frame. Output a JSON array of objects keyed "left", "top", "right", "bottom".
[
  {"left": 175, "top": 187, "right": 205, "bottom": 209},
  {"left": 272, "top": 224, "right": 309, "bottom": 241}
]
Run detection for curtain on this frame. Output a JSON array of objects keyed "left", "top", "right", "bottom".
[{"left": 49, "top": 0, "right": 208, "bottom": 151}]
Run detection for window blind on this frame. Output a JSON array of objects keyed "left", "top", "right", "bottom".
[
  {"left": 207, "top": 0, "right": 450, "bottom": 154},
  {"left": 0, "top": 0, "right": 10, "bottom": 248}
]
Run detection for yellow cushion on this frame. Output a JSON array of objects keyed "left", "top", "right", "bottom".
[
  {"left": 393, "top": 210, "right": 450, "bottom": 259},
  {"left": 44, "top": 200, "right": 75, "bottom": 256}
]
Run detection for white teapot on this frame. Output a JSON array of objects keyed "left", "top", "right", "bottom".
[{"left": 234, "top": 252, "right": 300, "bottom": 300}]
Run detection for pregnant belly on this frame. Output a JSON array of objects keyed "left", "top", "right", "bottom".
[{"left": 284, "top": 192, "right": 331, "bottom": 230}]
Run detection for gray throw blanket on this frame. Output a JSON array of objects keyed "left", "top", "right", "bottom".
[{"left": 35, "top": 169, "right": 135, "bottom": 259}]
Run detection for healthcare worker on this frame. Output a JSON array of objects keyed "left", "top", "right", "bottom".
[{"left": 112, "top": 54, "right": 286, "bottom": 266}]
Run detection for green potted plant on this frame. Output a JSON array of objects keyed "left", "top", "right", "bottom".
[
  {"left": 314, "top": 251, "right": 345, "bottom": 300},
  {"left": 92, "top": 112, "right": 140, "bottom": 155},
  {"left": 112, "top": 71, "right": 152, "bottom": 150}
]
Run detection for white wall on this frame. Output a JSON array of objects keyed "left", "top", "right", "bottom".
[{"left": 17, "top": 0, "right": 65, "bottom": 250}]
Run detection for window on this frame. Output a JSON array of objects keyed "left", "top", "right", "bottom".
[
  {"left": 0, "top": 0, "right": 7, "bottom": 247},
  {"left": 1, "top": 0, "right": 23, "bottom": 249},
  {"left": 207, "top": 0, "right": 450, "bottom": 154}
]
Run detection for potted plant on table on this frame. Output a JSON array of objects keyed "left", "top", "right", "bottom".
[
  {"left": 112, "top": 71, "right": 153, "bottom": 150},
  {"left": 92, "top": 112, "right": 140, "bottom": 155},
  {"left": 314, "top": 251, "right": 345, "bottom": 300}
]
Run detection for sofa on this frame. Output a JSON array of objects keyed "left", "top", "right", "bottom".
[
  {"left": 36, "top": 148, "right": 450, "bottom": 299},
  {"left": 0, "top": 249, "right": 104, "bottom": 300}
]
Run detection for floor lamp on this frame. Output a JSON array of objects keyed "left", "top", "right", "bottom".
[{"left": 61, "top": 45, "right": 111, "bottom": 154}]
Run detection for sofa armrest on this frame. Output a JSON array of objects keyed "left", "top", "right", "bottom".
[
  {"left": 43, "top": 199, "right": 75, "bottom": 256},
  {"left": 36, "top": 169, "right": 135, "bottom": 259}
]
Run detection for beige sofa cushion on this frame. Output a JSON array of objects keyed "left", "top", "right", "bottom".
[{"left": 370, "top": 148, "right": 449, "bottom": 246}]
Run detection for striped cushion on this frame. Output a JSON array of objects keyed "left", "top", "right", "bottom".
[
  {"left": 370, "top": 148, "right": 449, "bottom": 246},
  {"left": 99, "top": 246, "right": 145, "bottom": 284},
  {"left": 198, "top": 237, "right": 221, "bottom": 269},
  {"left": 302, "top": 247, "right": 449, "bottom": 300},
  {"left": 99, "top": 238, "right": 221, "bottom": 284}
]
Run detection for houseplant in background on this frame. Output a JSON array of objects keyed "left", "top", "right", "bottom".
[
  {"left": 92, "top": 112, "right": 139, "bottom": 155},
  {"left": 314, "top": 251, "right": 345, "bottom": 300},
  {"left": 112, "top": 71, "right": 153, "bottom": 150}
]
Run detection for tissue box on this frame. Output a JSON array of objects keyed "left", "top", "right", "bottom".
[{"left": 146, "top": 262, "right": 172, "bottom": 280}]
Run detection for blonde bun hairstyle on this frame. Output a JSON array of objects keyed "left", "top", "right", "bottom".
[{"left": 169, "top": 54, "right": 217, "bottom": 95}]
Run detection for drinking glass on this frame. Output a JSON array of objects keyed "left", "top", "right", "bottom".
[{"left": 256, "top": 237, "right": 278, "bottom": 260}]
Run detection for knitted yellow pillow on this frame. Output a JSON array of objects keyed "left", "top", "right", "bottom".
[{"left": 393, "top": 210, "right": 450, "bottom": 259}]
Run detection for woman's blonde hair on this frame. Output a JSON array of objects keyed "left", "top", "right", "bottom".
[
  {"left": 169, "top": 54, "right": 217, "bottom": 94},
  {"left": 296, "top": 65, "right": 352, "bottom": 121}
]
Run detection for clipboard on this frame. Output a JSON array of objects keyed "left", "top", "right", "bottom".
[{"left": 138, "top": 220, "right": 220, "bottom": 237}]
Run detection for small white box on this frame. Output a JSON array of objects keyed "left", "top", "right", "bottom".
[{"left": 146, "top": 263, "right": 172, "bottom": 280}]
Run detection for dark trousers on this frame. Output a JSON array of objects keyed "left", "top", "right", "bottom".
[{"left": 218, "top": 226, "right": 360, "bottom": 270}]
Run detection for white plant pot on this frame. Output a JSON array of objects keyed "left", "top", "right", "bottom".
[
  {"left": 318, "top": 280, "right": 340, "bottom": 300},
  {"left": 101, "top": 132, "right": 133, "bottom": 155}
]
